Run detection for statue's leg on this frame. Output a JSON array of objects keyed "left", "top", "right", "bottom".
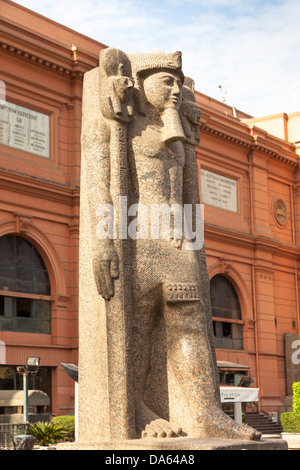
[
  {"left": 163, "top": 298, "right": 261, "bottom": 440},
  {"left": 132, "top": 292, "right": 182, "bottom": 438}
]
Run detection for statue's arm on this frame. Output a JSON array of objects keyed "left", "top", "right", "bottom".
[
  {"left": 182, "top": 146, "right": 200, "bottom": 230},
  {"left": 82, "top": 116, "right": 119, "bottom": 299},
  {"left": 183, "top": 149, "right": 215, "bottom": 347}
]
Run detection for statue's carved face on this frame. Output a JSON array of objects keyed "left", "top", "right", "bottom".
[
  {"left": 181, "top": 101, "right": 201, "bottom": 125},
  {"left": 143, "top": 71, "right": 182, "bottom": 114}
]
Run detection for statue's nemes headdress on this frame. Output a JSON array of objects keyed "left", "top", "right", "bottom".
[
  {"left": 129, "top": 50, "right": 184, "bottom": 115},
  {"left": 129, "top": 50, "right": 184, "bottom": 82}
]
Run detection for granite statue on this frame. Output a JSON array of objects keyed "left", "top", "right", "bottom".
[{"left": 78, "top": 47, "right": 261, "bottom": 443}]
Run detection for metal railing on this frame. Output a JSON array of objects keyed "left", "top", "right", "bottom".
[{"left": 0, "top": 423, "right": 29, "bottom": 450}]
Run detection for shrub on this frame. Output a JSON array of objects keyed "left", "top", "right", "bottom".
[
  {"left": 293, "top": 382, "right": 300, "bottom": 416},
  {"left": 28, "top": 421, "right": 66, "bottom": 446},
  {"left": 280, "top": 412, "right": 300, "bottom": 433},
  {"left": 52, "top": 415, "right": 75, "bottom": 442}
]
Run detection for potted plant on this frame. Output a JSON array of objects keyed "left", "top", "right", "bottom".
[
  {"left": 281, "top": 382, "right": 300, "bottom": 449},
  {"left": 28, "top": 421, "right": 66, "bottom": 449}
]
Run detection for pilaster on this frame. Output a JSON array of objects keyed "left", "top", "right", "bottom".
[{"left": 254, "top": 265, "right": 281, "bottom": 408}]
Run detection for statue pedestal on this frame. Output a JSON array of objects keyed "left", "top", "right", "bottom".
[{"left": 57, "top": 436, "right": 288, "bottom": 451}]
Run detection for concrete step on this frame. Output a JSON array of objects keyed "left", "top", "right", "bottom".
[{"left": 244, "top": 412, "right": 283, "bottom": 435}]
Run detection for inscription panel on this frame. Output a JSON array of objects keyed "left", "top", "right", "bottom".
[
  {"left": 201, "top": 169, "right": 238, "bottom": 212},
  {"left": 0, "top": 101, "right": 50, "bottom": 158}
]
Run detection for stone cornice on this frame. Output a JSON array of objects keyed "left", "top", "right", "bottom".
[
  {"left": 199, "top": 119, "right": 298, "bottom": 168},
  {"left": 199, "top": 120, "right": 252, "bottom": 150},
  {"left": 0, "top": 167, "right": 80, "bottom": 206},
  {"left": 0, "top": 38, "right": 84, "bottom": 78},
  {"left": 204, "top": 222, "right": 300, "bottom": 256},
  {"left": 0, "top": 17, "right": 100, "bottom": 78}
]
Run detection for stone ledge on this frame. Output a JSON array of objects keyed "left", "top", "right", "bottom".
[{"left": 57, "top": 436, "right": 288, "bottom": 451}]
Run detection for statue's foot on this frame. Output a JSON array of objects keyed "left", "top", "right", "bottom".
[
  {"left": 195, "top": 407, "right": 261, "bottom": 441},
  {"left": 135, "top": 400, "right": 182, "bottom": 438},
  {"left": 170, "top": 237, "right": 182, "bottom": 249},
  {"left": 142, "top": 418, "right": 183, "bottom": 439}
]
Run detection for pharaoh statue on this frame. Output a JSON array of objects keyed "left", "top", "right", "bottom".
[{"left": 78, "top": 48, "right": 261, "bottom": 443}]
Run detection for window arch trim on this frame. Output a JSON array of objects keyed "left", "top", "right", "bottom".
[
  {"left": 208, "top": 261, "right": 252, "bottom": 322},
  {"left": 208, "top": 261, "right": 254, "bottom": 351},
  {"left": 0, "top": 218, "right": 67, "bottom": 300},
  {"left": 210, "top": 274, "right": 242, "bottom": 321},
  {"left": 0, "top": 234, "right": 51, "bottom": 296}
]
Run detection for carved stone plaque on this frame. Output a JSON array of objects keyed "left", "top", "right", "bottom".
[
  {"left": 0, "top": 101, "right": 50, "bottom": 158},
  {"left": 201, "top": 169, "right": 238, "bottom": 212},
  {"left": 273, "top": 197, "right": 288, "bottom": 225}
]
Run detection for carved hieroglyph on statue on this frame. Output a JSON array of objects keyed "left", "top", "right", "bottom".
[{"left": 78, "top": 48, "right": 261, "bottom": 444}]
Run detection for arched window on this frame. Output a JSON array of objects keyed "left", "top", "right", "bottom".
[
  {"left": 0, "top": 235, "right": 51, "bottom": 334},
  {"left": 210, "top": 274, "right": 243, "bottom": 350}
]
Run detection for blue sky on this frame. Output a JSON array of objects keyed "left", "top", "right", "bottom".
[{"left": 13, "top": 0, "right": 300, "bottom": 117}]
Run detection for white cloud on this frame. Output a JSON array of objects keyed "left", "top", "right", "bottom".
[{"left": 14, "top": 0, "right": 300, "bottom": 117}]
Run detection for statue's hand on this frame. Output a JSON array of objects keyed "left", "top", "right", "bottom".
[{"left": 93, "top": 248, "right": 119, "bottom": 300}]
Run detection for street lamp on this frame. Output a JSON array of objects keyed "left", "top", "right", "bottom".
[{"left": 17, "top": 356, "right": 40, "bottom": 423}]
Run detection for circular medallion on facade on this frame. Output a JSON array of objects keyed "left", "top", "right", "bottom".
[{"left": 273, "top": 197, "right": 288, "bottom": 225}]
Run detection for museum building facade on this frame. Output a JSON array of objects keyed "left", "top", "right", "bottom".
[{"left": 0, "top": 0, "right": 300, "bottom": 418}]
